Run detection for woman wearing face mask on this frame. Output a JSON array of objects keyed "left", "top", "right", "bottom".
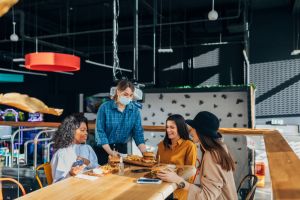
[
  {"left": 51, "top": 113, "right": 98, "bottom": 183},
  {"left": 157, "top": 114, "right": 197, "bottom": 200},
  {"left": 157, "top": 111, "right": 237, "bottom": 200},
  {"left": 95, "top": 80, "right": 146, "bottom": 165}
]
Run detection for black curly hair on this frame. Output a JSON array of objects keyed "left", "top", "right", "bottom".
[{"left": 52, "top": 113, "right": 88, "bottom": 150}]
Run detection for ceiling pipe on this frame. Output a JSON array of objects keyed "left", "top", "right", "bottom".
[
  {"left": 85, "top": 59, "right": 132, "bottom": 72},
  {"left": 0, "top": 10, "right": 87, "bottom": 57},
  {"left": 0, "top": 67, "right": 47, "bottom": 76},
  {"left": 86, "top": 39, "right": 244, "bottom": 55},
  {"left": 133, "top": 0, "right": 139, "bottom": 81},
  {"left": 22, "top": 36, "right": 88, "bottom": 57},
  {"left": 31, "top": 0, "right": 242, "bottom": 40},
  {"left": 152, "top": 0, "right": 157, "bottom": 85},
  {"left": 0, "top": 2, "right": 242, "bottom": 59},
  {"left": 13, "top": 58, "right": 25, "bottom": 62}
]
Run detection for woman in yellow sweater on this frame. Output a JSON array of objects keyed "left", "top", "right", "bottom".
[{"left": 157, "top": 114, "right": 197, "bottom": 200}]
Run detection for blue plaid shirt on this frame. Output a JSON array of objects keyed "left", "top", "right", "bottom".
[{"left": 95, "top": 100, "right": 145, "bottom": 146}]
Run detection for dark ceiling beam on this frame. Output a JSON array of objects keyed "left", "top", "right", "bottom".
[
  {"left": 36, "top": 13, "right": 242, "bottom": 39},
  {"left": 22, "top": 36, "right": 88, "bottom": 57},
  {"left": 0, "top": 10, "right": 88, "bottom": 57},
  {"left": 86, "top": 40, "right": 245, "bottom": 55},
  {"left": 34, "top": 0, "right": 241, "bottom": 39},
  {"left": 4, "top": 10, "right": 60, "bottom": 36}
]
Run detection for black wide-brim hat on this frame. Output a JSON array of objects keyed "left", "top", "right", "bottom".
[{"left": 186, "top": 111, "right": 222, "bottom": 139}]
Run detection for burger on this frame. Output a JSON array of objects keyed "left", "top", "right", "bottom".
[
  {"left": 109, "top": 155, "right": 120, "bottom": 167},
  {"left": 148, "top": 165, "right": 176, "bottom": 178},
  {"left": 142, "top": 152, "right": 156, "bottom": 163}
]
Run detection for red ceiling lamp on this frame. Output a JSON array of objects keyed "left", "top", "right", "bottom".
[{"left": 25, "top": 52, "right": 80, "bottom": 72}]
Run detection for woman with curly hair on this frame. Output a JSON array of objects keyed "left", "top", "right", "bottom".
[{"left": 51, "top": 113, "right": 98, "bottom": 182}]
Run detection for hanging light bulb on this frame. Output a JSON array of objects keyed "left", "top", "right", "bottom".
[
  {"left": 10, "top": 7, "right": 19, "bottom": 42},
  {"left": 10, "top": 21, "right": 19, "bottom": 42},
  {"left": 208, "top": 0, "right": 218, "bottom": 21}
]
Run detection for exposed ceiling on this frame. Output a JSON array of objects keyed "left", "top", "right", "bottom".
[{"left": 0, "top": 0, "right": 294, "bottom": 75}]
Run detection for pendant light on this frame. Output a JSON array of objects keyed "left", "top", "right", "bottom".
[
  {"left": 10, "top": 7, "right": 19, "bottom": 42},
  {"left": 208, "top": 0, "right": 218, "bottom": 21},
  {"left": 25, "top": 52, "right": 80, "bottom": 72},
  {"left": 25, "top": 2, "right": 80, "bottom": 72}
]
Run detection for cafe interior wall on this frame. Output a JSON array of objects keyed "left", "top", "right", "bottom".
[{"left": 250, "top": 8, "right": 300, "bottom": 120}]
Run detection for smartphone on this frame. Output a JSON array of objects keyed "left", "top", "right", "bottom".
[
  {"left": 137, "top": 178, "right": 162, "bottom": 184},
  {"left": 72, "top": 159, "right": 84, "bottom": 167}
]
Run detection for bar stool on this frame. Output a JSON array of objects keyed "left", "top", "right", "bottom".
[{"left": 0, "top": 177, "right": 26, "bottom": 199}]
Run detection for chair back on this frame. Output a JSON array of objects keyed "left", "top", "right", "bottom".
[
  {"left": 237, "top": 174, "right": 258, "bottom": 200},
  {"left": 36, "top": 162, "right": 53, "bottom": 188},
  {"left": 0, "top": 177, "right": 26, "bottom": 199}
]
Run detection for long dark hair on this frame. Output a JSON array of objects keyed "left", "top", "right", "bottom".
[
  {"left": 198, "top": 133, "right": 235, "bottom": 171},
  {"left": 52, "top": 113, "right": 88, "bottom": 150},
  {"left": 113, "top": 79, "right": 135, "bottom": 100},
  {"left": 163, "top": 114, "right": 190, "bottom": 149}
]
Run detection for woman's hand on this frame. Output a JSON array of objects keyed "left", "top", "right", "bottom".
[
  {"left": 157, "top": 170, "right": 183, "bottom": 184},
  {"left": 138, "top": 144, "right": 147, "bottom": 153},
  {"left": 69, "top": 165, "right": 85, "bottom": 176}
]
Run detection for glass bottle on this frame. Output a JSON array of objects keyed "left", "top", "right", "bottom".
[{"left": 119, "top": 156, "right": 124, "bottom": 175}]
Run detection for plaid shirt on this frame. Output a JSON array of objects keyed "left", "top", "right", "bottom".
[{"left": 95, "top": 100, "right": 144, "bottom": 146}]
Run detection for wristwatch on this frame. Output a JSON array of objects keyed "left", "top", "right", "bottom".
[{"left": 176, "top": 181, "right": 185, "bottom": 189}]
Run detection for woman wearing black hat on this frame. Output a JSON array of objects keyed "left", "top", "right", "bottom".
[{"left": 157, "top": 111, "right": 237, "bottom": 200}]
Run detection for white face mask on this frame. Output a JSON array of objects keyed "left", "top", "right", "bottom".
[{"left": 119, "top": 96, "right": 132, "bottom": 106}]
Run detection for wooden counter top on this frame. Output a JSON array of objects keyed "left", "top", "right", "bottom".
[
  {"left": 0, "top": 121, "right": 61, "bottom": 128},
  {"left": 263, "top": 130, "right": 300, "bottom": 199},
  {"left": 17, "top": 165, "right": 195, "bottom": 200},
  {"left": 0, "top": 121, "right": 271, "bottom": 135}
]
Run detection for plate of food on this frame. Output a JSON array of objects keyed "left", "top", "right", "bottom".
[
  {"left": 144, "top": 165, "right": 178, "bottom": 179},
  {"left": 126, "top": 155, "right": 143, "bottom": 162},
  {"left": 124, "top": 152, "right": 157, "bottom": 167},
  {"left": 85, "top": 164, "right": 119, "bottom": 177}
]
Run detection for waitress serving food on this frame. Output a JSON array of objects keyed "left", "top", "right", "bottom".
[{"left": 95, "top": 80, "right": 147, "bottom": 165}]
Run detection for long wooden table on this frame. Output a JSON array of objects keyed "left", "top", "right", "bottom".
[{"left": 17, "top": 165, "right": 195, "bottom": 200}]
